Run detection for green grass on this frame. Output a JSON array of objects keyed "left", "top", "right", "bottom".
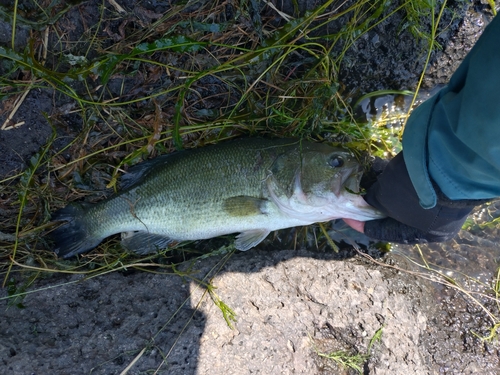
[
  {"left": 317, "top": 350, "right": 369, "bottom": 373},
  {"left": 1, "top": 0, "right": 495, "bottom": 306},
  {"left": 2, "top": 1, "right": 500, "bottom": 371},
  {"left": 314, "top": 325, "right": 384, "bottom": 373},
  {"left": 0, "top": 0, "right": 388, "bottom": 278}
]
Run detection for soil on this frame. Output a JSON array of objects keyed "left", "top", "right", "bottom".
[
  {"left": 1, "top": 1, "right": 499, "bottom": 374},
  {"left": 1, "top": 250, "right": 499, "bottom": 374}
]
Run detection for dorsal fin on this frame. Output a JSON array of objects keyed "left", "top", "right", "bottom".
[{"left": 119, "top": 154, "right": 172, "bottom": 190}]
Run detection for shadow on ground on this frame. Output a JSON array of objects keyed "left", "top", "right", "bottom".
[
  {"left": 1, "top": 1, "right": 499, "bottom": 374},
  {"left": 2, "top": 247, "right": 499, "bottom": 374}
]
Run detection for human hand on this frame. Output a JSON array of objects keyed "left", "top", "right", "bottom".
[
  {"left": 344, "top": 152, "right": 484, "bottom": 244},
  {"left": 342, "top": 218, "right": 365, "bottom": 233}
]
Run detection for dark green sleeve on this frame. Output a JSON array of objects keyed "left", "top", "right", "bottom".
[{"left": 402, "top": 15, "right": 500, "bottom": 209}]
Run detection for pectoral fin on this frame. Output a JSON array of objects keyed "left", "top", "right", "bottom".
[
  {"left": 235, "top": 229, "right": 270, "bottom": 251},
  {"left": 121, "top": 231, "right": 174, "bottom": 254},
  {"left": 223, "top": 196, "right": 268, "bottom": 217}
]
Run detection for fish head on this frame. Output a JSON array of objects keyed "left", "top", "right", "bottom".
[
  {"left": 299, "top": 145, "right": 362, "bottom": 197},
  {"left": 268, "top": 143, "right": 385, "bottom": 221}
]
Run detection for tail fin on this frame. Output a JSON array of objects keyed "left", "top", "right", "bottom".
[{"left": 50, "top": 203, "right": 102, "bottom": 258}]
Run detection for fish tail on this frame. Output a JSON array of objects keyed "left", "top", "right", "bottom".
[{"left": 50, "top": 203, "right": 102, "bottom": 258}]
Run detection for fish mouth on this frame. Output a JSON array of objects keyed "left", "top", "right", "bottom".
[{"left": 340, "top": 165, "right": 363, "bottom": 194}]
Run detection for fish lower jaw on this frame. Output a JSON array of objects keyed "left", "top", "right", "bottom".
[
  {"left": 320, "top": 198, "right": 385, "bottom": 221},
  {"left": 271, "top": 195, "right": 384, "bottom": 223},
  {"left": 269, "top": 175, "right": 380, "bottom": 219}
]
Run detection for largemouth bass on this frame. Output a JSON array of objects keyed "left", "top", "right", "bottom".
[{"left": 51, "top": 138, "right": 384, "bottom": 258}]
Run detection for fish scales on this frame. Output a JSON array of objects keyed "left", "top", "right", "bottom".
[
  {"left": 50, "top": 138, "right": 384, "bottom": 258},
  {"left": 97, "top": 139, "right": 285, "bottom": 237}
]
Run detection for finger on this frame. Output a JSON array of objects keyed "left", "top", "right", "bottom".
[{"left": 342, "top": 219, "right": 365, "bottom": 233}]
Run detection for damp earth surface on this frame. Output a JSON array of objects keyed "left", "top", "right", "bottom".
[{"left": 1, "top": 1, "right": 499, "bottom": 374}]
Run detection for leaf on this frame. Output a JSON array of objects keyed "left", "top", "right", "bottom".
[
  {"left": 131, "top": 35, "right": 206, "bottom": 55},
  {"left": 94, "top": 55, "right": 126, "bottom": 85},
  {"left": 7, "top": 278, "right": 26, "bottom": 309},
  {"left": 173, "top": 88, "right": 187, "bottom": 150}
]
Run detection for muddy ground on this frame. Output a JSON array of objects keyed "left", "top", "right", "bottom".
[{"left": 1, "top": 0, "right": 500, "bottom": 374}]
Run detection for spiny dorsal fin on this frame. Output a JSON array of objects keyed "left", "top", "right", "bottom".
[{"left": 119, "top": 154, "right": 173, "bottom": 190}]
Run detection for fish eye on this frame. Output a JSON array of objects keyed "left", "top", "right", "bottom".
[{"left": 328, "top": 155, "right": 344, "bottom": 168}]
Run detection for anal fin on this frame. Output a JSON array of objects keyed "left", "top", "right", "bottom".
[
  {"left": 121, "top": 231, "right": 174, "bottom": 254},
  {"left": 234, "top": 229, "right": 270, "bottom": 251}
]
